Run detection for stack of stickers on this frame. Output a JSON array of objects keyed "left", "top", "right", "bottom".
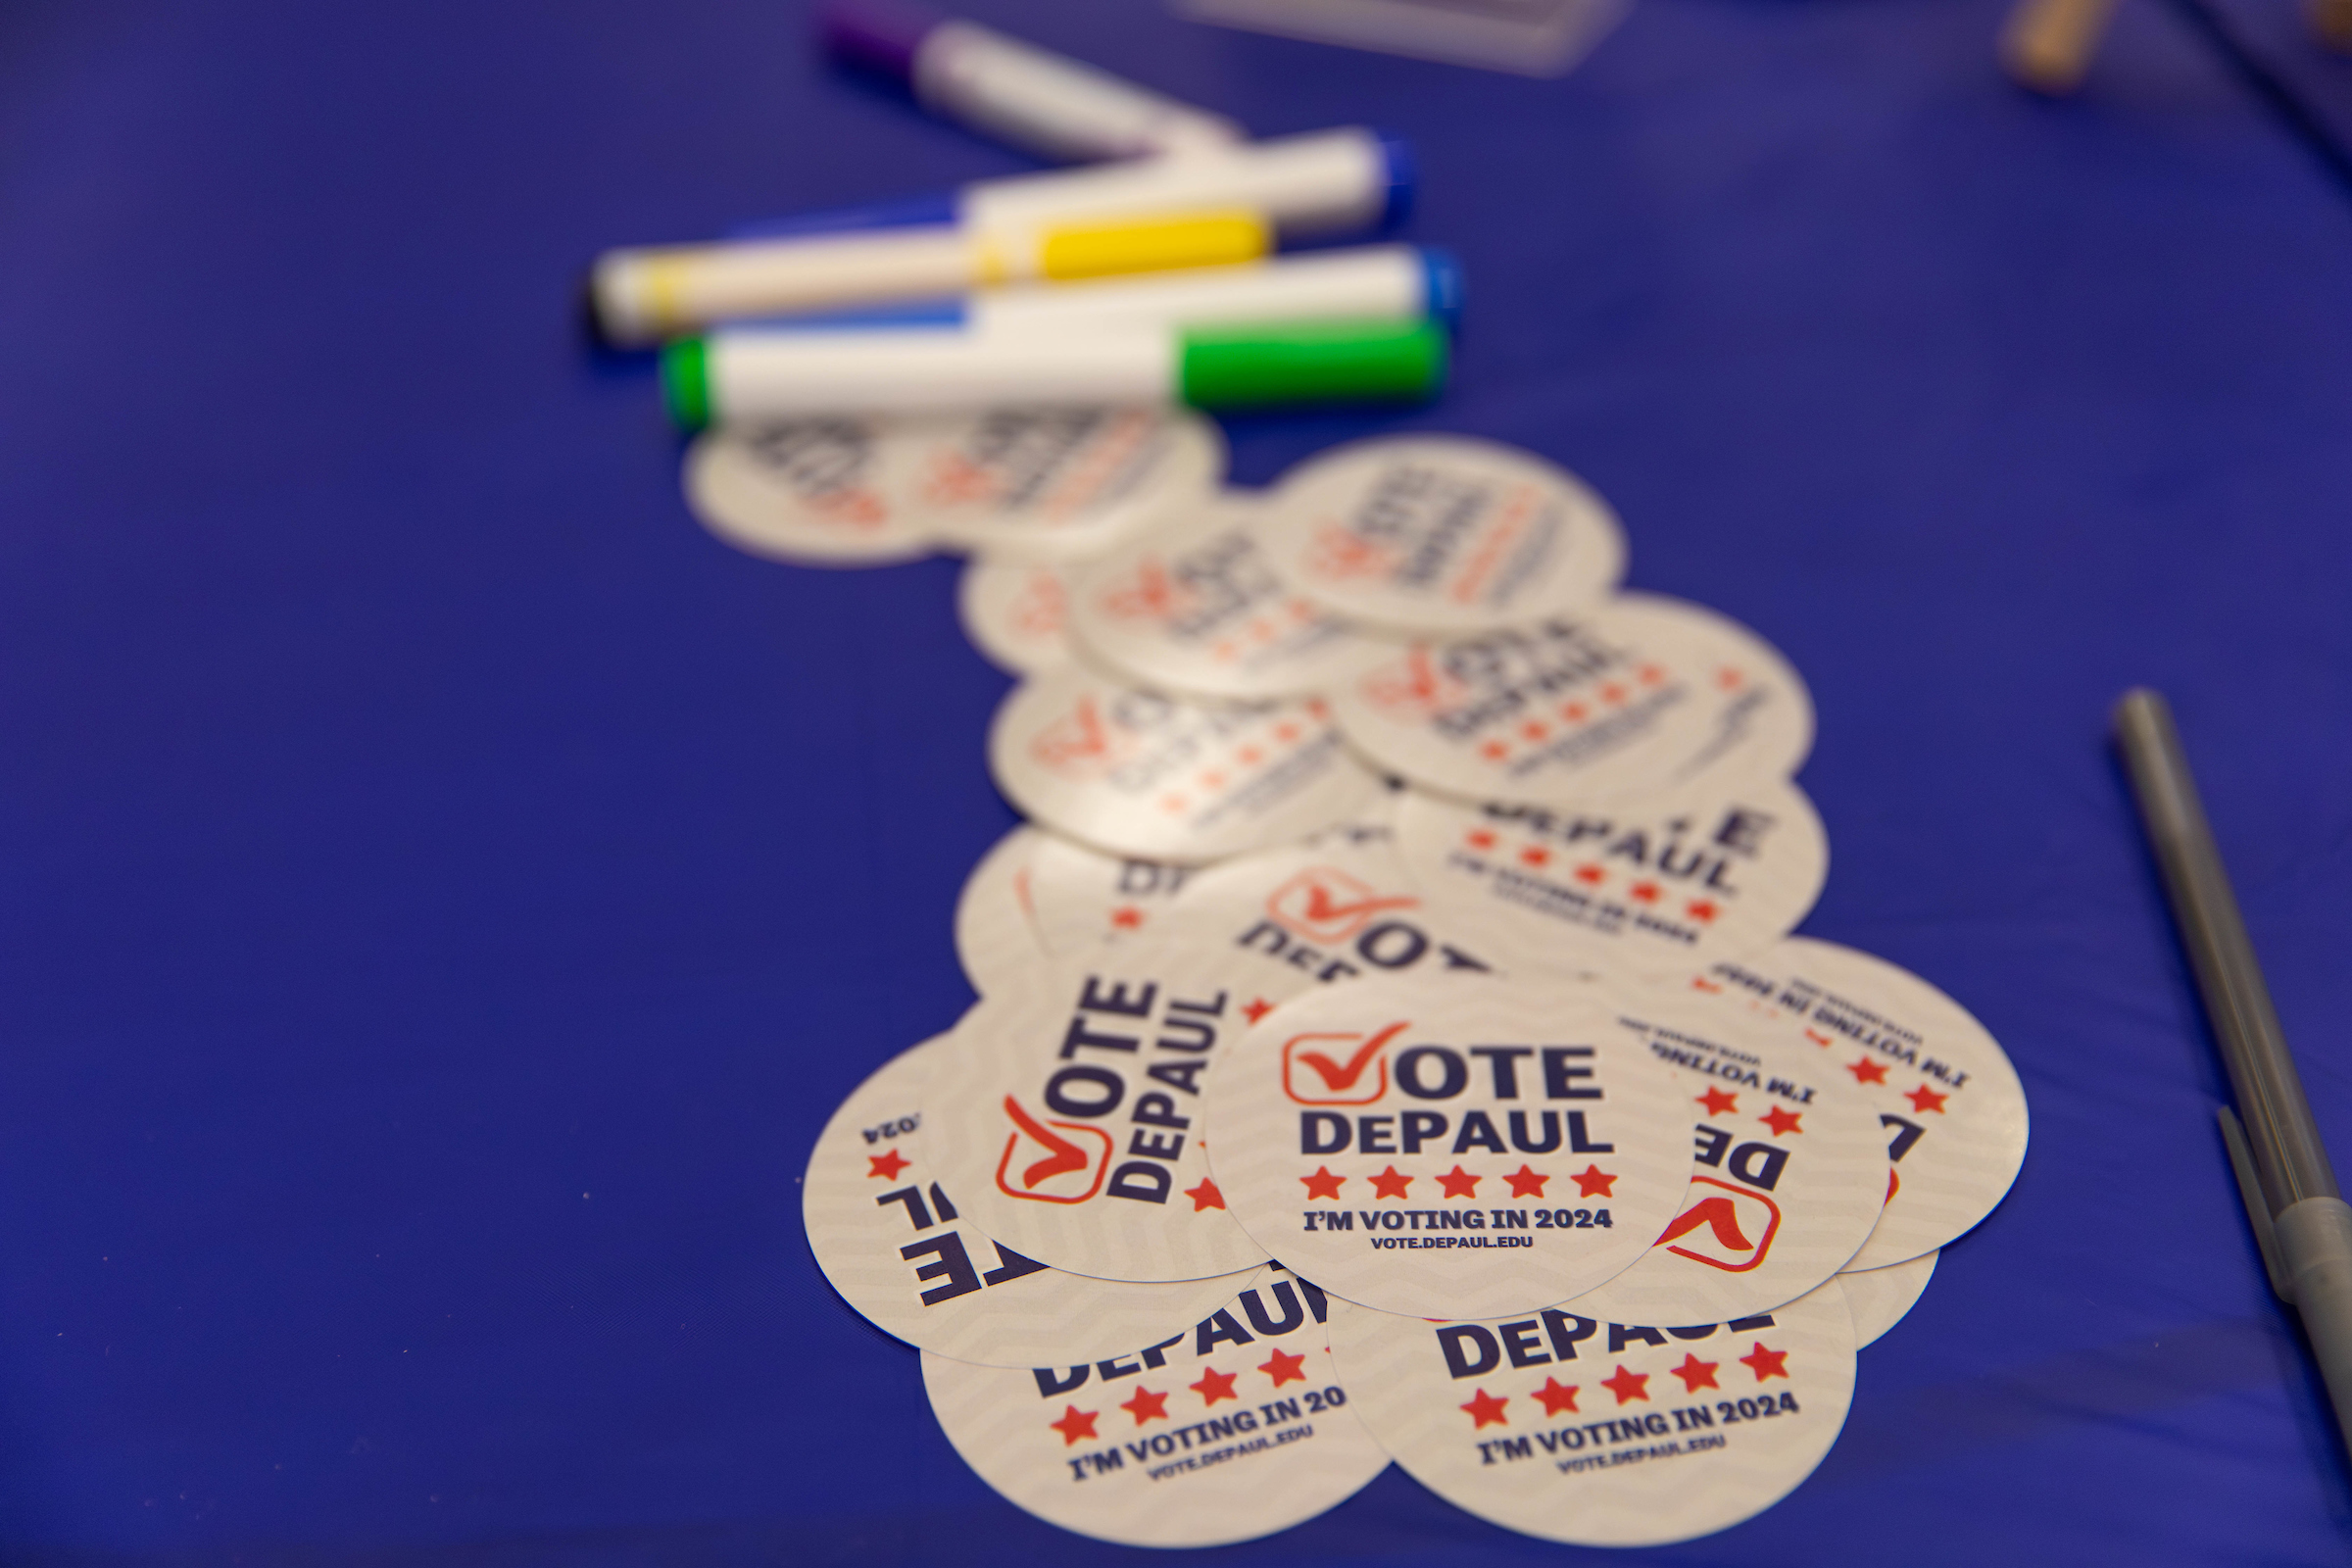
[{"left": 713, "top": 418, "right": 2033, "bottom": 1547}]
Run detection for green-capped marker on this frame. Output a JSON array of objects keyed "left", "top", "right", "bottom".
[
  {"left": 1179, "top": 319, "right": 1446, "bottom": 411},
  {"left": 662, "top": 338, "right": 712, "bottom": 430},
  {"left": 667, "top": 317, "right": 1448, "bottom": 428}
]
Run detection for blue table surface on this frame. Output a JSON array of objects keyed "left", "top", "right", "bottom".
[{"left": 4, "top": 0, "right": 2351, "bottom": 1561}]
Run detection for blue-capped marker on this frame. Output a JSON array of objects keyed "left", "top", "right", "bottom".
[
  {"left": 589, "top": 127, "right": 1414, "bottom": 344},
  {"left": 733, "top": 246, "right": 1463, "bottom": 338}
]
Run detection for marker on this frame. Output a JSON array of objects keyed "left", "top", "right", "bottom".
[
  {"left": 662, "top": 318, "right": 1446, "bottom": 424},
  {"left": 594, "top": 210, "right": 1266, "bottom": 347},
  {"left": 740, "top": 246, "right": 1462, "bottom": 337},
  {"left": 823, "top": 0, "right": 1244, "bottom": 162},
  {"left": 589, "top": 126, "right": 1409, "bottom": 342}
]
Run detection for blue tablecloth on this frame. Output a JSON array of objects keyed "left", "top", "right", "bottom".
[{"left": 4, "top": 0, "right": 2350, "bottom": 1561}]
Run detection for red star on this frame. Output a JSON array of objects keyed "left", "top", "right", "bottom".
[
  {"left": 1367, "top": 1165, "right": 1413, "bottom": 1200},
  {"left": 1531, "top": 1377, "right": 1580, "bottom": 1416},
  {"left": 1109, "top": 906, "right": 1144, "bottom": 930},
  {"left": 1847, "top": 1056, "right": 1888, "bottom": 1086},
  {"left": 1300, "top": 1166, "right": 1346, "bottom": 1201},
  {"left": 1759, "top": 1105, "right": 1803, "bottom": 1137},
  {"left": 1600, "top": 1365, "right": 1650, "bottom": 1404},
  {"left": 1521, "top": 721, "right": 1549, "bottom": 742},
  {"left": 1574, "top": 863, "right": 1604, "bottom": 885},
  {"left": 1905, "top": 1085, "right": 1949, "bottom": 1114},
  {"left": 1120, "top": 1386, "right": 1169, "bottom": 1425},
  {"left": 1740, "top": 1342, "right": 1791, "bottom": 1382},
  {"left": 1184, "top": 1179, "right": 1225, "bottom": 1210},
  {"left": 1638, "top": 663, "right": 1666, "bottom": 685},
  {"left": 1191, "top": 1366, "right": 1239, "bottom": 1405},
  {"left": 1435, "top": 1165, "right": 1482, "bottom": 1199},
  {"left": 1571, "top": 1164, "right": 1617, "bottom": 1198},
  {"left": 1600, "top": 683, "right": 1628, "bottom": 705},
  {"left": 1242, "top": 997, "right": 1275, "bottom": 1024},
  {"left": 1629, "top": 881, "right": 1660, "bottom": 904},
  {"left": 866, "top": 1149, "right": 910, "bottom": 1180},
  {"left": 1481, "top": 740, "right": 1509, "bottom": 760},
  {"left": 1459, "top": 1388, "right": 1510, "bottom": 1429},
  {"left": 1258, "top": 1348, "right": 1307, "bottom": 1388},
  {"left": 1466, "top": 829, "right": 1496, "bottom": 851},
  {"left": 1716, "top": 666, "right": 1743, "bottom": 690},
  {"left": 1562, "top": 702, "right": 1589, "bottom": 721},
  {"left": 1686, "top": 900, "right": 1718, "bottom": 923},
  {"left": 1502, "top": 1164, "right": 1550, "bottom": 1199},
  {"left": 1669, "top": 1354, "right": 1720, "bottom": 1394},
  {"left": 1697, "top": 1087, "right": 1739, "bottom": 1116},
  {"left": 1520, "top": 846, "right": 1550, "bottom": 868},
  {"left": 1049, "top": 1405, "right": 1100, "bottom": 1446}
]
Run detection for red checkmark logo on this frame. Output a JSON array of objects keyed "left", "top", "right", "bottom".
[
  {"left": 1030, "top": 696, "right": 1133, "bottom": 779},
  {"left": 1283, "top": 1021, "right": 1408, "bottom": 1105},
  {"left": 1267, "top": 867, "right": 1419, "bottom": 945},
  {"left": 995, "top": 1096, "right": 1113, "bottom": 1203}
]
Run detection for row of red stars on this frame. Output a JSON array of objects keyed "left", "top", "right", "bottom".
[
  {"left": 1686, "top": 980, "right": 1954, "bottom": 1114},
  {"left": 1461, "top": 829, "right": 1721, "bottom": 923},
  {"left": 1469, "top": 665, "right": 1744, "bottom": 764},
  {"left": 1459, "top": 1342, "right": 1790, "bottom": 1429},
  {"left": 1839, "top": 1057, "right": 1950, "bottom": 1112},
  {"left": 1207, "top": 597, "right": 1320, "bottom": 662},
  {"left": 1048, "top": 1348, "right": 1309, "bottom": 1446},
  {"left": 1693, "top": 1088, "right": 1804, "bottom": 1136},
  {"left": 1157, "top": 701, "right": 1329, "bottom": 815},
  {"left": 1299, "top": 1163, "right": 1615, "bottom": 1202}
]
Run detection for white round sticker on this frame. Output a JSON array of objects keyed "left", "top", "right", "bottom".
[
  {"left": 1687, "top": 938, "right": 2028, "bottom": 1271},
  {"left": 1838, "top": 1250, "right": 1936, "bottom": 1348},
  {"left": 1328, "top": 1279, "right": 1856, "bottom": 1546},
  {"left": 1066, "top": 497, "right": 1395, "bottom": 699},
  {"left": 1254, "top": 436, "right": 1626, "bottom": 633},
  {"left": 988, "top": 666, "right": 1385, "bottom": 864},
  {"left": 906, "top": 408, "right": 1225, "bottom": 564},
  {"left": 1328, "top": 594, "right": 1814, "bottom": 808},
  {"left": 922, "top": 943, "right": 1286, "bottom": 1282},
  {"left": 1554, "top": 996, "right": 1887, "bottom": 1325},
  {"left": 1206, "top": 977, "right": 1694, "bottom": 1318},
  {"left": 1149, "top": 823, "right": 1501, "bottom": 996},
  {"left": 683, "top": 423, "right": 937, "bottom": 566},
  {"left": 1026, "top": 831, "right": 1203, "bottom": 954},
  {"left": 954, "top": 827, "right": 1050, "bottom": 997},
  {"left": 922, "top": 1269, "right": 1391, "bottom": 1546},
  {"left": 1393, "top": 779, "right": 1828, "bottom": 983},
  {"left": 804, "top": 1038, "right": 1267, "bottom": 1365},
  {"left": 958, "top": 559, "right": 1073, "bottom": 675}
]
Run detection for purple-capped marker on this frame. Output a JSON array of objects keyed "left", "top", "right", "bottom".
[{"left": 821, "top": 0, "right": 1245, "bottom": 163}]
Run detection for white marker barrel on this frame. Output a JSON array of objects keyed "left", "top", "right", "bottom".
[
  {"left": 593, "top": 228, "right": 973, "bottom": 346},
  {"left": 964, "top": 126, "right": 1407, "bottom": 240},
  {"left": 916, "top": 21, "right": 1243, "bottom": 161},
  {"left": 971, "top": 245, "right": 1457, "bottom": 335},
  {"left": 697, "top": 329, "right": 1173, "bottom": 417},
  {"left": 591, "top": 211, "right": 1266, "bottom": 345}
]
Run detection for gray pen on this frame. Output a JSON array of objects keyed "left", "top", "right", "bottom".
[{"left": 2114, "top": 688, "right": 2352, "bottom": 1450}]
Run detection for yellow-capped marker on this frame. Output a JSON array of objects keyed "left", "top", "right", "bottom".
[
  {"left": 584, "top": 126, "right": 1412, "bottom": 344},
  {"left": 1038, "top": 211, "right": 1265, "bottom": 281}
]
